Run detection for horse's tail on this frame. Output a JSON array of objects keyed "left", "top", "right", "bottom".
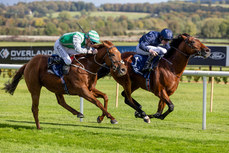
[{"left": 3, "top": 64, "right": 27, "bottom": 95}]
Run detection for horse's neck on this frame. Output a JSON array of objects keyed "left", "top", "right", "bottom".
[
  {"left": 95, "top": 48, "right": 107, "bottom": 64},
  {"left": 168, "top": 46, "right": 189, "bottom": 77}
]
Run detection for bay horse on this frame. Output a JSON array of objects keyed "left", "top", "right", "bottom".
[
  {"left": 107, "top": 34, "right": 211, "bottom": 123},
  {"left": 3, "top": 41, "right": 127, "bottom": 129}
]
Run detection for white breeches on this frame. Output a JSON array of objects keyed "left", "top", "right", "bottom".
[
  {"left": 136, "top": 44, "right": 167, "bottom": 56},
  {"left": 54, "top": 39, "right": 76, "bottom": 65}
]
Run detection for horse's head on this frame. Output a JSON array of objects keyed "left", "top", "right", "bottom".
[
  {"left": 178, "top": 34, "right": 211, "bottom": 58},
  {"left": 93, "top": 41, "right": 127, "bottom": 77}
]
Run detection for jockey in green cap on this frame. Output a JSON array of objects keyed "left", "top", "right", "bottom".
[{"left": 53, "top": 30, "right": 100, "bottom": 74}]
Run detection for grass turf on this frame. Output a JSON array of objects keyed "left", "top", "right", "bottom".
[{"left": 0, "top": 76, "right": 228, "bottom": 153}]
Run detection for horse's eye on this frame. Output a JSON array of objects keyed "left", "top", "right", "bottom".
[{"left": 110, "top": 53, "right": 115, "bottom": 56}]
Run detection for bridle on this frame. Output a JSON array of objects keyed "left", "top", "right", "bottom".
[
  {"left": 171, "top": 36, "right": 203, "bottom": 58},
  {"left": 94, "top": 46, "right": 125, "bottom": 70}
]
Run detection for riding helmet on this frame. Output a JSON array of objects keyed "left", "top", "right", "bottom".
[
  {"left": 87, "top": 30, "right": 100, "bottom": 44},
  {"left": 161, "top": 29, "right": 173, "bottom": 40}
]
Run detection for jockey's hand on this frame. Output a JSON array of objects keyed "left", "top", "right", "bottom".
[
  {"left": 149, "top": 49, "right": 158, "bottom": 56},
  {"left": 92, "top": 49, "right": 98, "bottom": 54}
]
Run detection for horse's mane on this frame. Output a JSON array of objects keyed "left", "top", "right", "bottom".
[{"left": 164, "top": 33, "right": 190, "bottom": 58}]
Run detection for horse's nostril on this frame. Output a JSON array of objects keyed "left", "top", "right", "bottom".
[
  {"left": 121, "top": 68, "right": 126, "bottom": 73},
  {"left": 205, "top": 48, "right": 211, "bottom": 52},
  {"left": 113, "top": 66, "right": 117, "bottom": 71}
]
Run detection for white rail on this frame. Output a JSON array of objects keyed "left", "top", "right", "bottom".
[
  {"left": 183, "top": 70, "right": 229, "bottom": 77},
  {"left": 0, "top": 64, "right": 23, "bottom": 69}
]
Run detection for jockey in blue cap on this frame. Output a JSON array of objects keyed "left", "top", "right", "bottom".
[{"left": 136, "top": 28, "right": 173, "bottom": 71}]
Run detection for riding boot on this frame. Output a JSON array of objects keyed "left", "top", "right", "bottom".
[
  {"left": 151, "top": 56, "right": 161, "bottom": 69},
  {"left": 142, "top": 55, "right": 154, "bottom": 72}
]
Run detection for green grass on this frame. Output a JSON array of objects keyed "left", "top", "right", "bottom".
[
  {"left": 51, "top": 11, "right": 150, "bottom": 20},
  {"left": 0, "top": 76, "right": 229, "bottom": 153}
]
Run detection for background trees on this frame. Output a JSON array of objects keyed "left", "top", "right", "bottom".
[{"left": 0, "top": 1, "right": 228, "bottom": 38}]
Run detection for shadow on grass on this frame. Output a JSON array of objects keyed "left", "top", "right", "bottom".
[
  {"left": 3, "top": 120, "right": 128, "bottom": 131},
  {"left": 0, "top": 122, "right": 35, "bottom": 130}
]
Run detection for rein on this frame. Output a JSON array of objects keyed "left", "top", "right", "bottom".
[
  {"left": 171, "top": 46, "right": 189, "bottom": 58},
  {"left": 71, "top": 45, "right": 123, "bottom": 75},
  {"left": 71, "top": 56, "right": 97, "bottom": 75}
]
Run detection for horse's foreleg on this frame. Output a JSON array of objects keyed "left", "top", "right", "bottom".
[
  {"left": 148, "top": 100, "right": 166, "bottom": 119},
  {"left": 121, "top": 91, "right": 150, "bottom": 123},
  {"left": 81, "top": 87, "right": 117, "bottom": 124},
  {"left": 55, "top": 94, "right": 84, "bottom": 118},
  {"left": 157, "top": 90, "right": 174, "bottom": 120},
  {"left": 91, "top": 88, "right": 108, "bottom": 123}
]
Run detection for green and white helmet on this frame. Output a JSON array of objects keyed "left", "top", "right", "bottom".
[{"left": 87, "top": 30, "right": 100, "bottom": 44}]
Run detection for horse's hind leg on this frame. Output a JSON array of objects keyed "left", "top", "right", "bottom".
[
  {"left": 26, "top": 79, "right": 42, "bottom": 129},
  {"left": 91, "top": 88, "right": 108, "bottom": 123},
  {"left": 55, "top": 94, "right": 84, "bottom": 118},
  {"left": 31, "top": 92, "right": 41, "bottom": 129}
]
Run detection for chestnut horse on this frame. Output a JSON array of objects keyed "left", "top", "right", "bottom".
[
  {"left": 108, "top": 34, "right": 211, "bottom": 123},
  {"left": 3, "top": 41, "right": 127, "bottom": 129}
]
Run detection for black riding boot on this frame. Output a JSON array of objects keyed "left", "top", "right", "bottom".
[{"left": 142, "top": 55, "right": 154, "bottom": 72}]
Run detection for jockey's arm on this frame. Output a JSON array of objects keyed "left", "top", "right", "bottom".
[
  {"left": 139, "top": 40, "right": 151, "bottom": 52},
  {"left": 139, "top": 40, "right": 158, "bottom": 56},
  {"left": 73, "top": 35, "right": 94, "bottom": 54}
]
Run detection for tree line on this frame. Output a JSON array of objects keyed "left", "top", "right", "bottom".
[{"left": 0, "top": 1, "right": 229, "bottom": 38}]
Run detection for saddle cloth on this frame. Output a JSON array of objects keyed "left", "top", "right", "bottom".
[
  {"left": 131, "top": 54, "right": 159, "bottom": 78},
  {"left": 48, "top": 54, "right": 64, "bottom": 77}
]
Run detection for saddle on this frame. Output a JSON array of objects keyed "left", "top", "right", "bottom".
[
  {"left": 48, "top": 54, "right": 65, "bottom": 77},
  {"left": 131, "top": 54, "right": 160, "bottom": 78}
]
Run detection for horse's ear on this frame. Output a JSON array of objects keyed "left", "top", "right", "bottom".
[
  {"left": 180, "top": 34, "right": 187, "bottom": 40},
  {"left": 102, "top": 41, "right": 110, "bottom": 48},
  {"left": 103, "top": 40, "right": 113, "bottom": 47}
]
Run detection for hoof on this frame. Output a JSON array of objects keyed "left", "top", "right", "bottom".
[
  {"left": 77, "top": 113, "right": 84, "bottom": 118},
  {"left": 111, "top": 119, "right": 118, "bottom": 124},
  {"left": 135, "top": 111, "right": 142, "bottom": 118},
  {"left": 143, "top": 116, "right": 151, "bottom": 123},
  {"left": 97, "top": 116, "right": 102, "bottom": 123}
]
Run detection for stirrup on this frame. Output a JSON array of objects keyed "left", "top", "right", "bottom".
[{"left": 62, "top": 65, "right": 70, "bottom": 75}]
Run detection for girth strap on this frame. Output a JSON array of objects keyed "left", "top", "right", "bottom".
[{"left": 145, "top": 71, "right": 151, "bottom": 91}]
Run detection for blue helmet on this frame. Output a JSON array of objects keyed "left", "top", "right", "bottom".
[{"left": 161, "top": 29, "right": 173, "bottom": 40}]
